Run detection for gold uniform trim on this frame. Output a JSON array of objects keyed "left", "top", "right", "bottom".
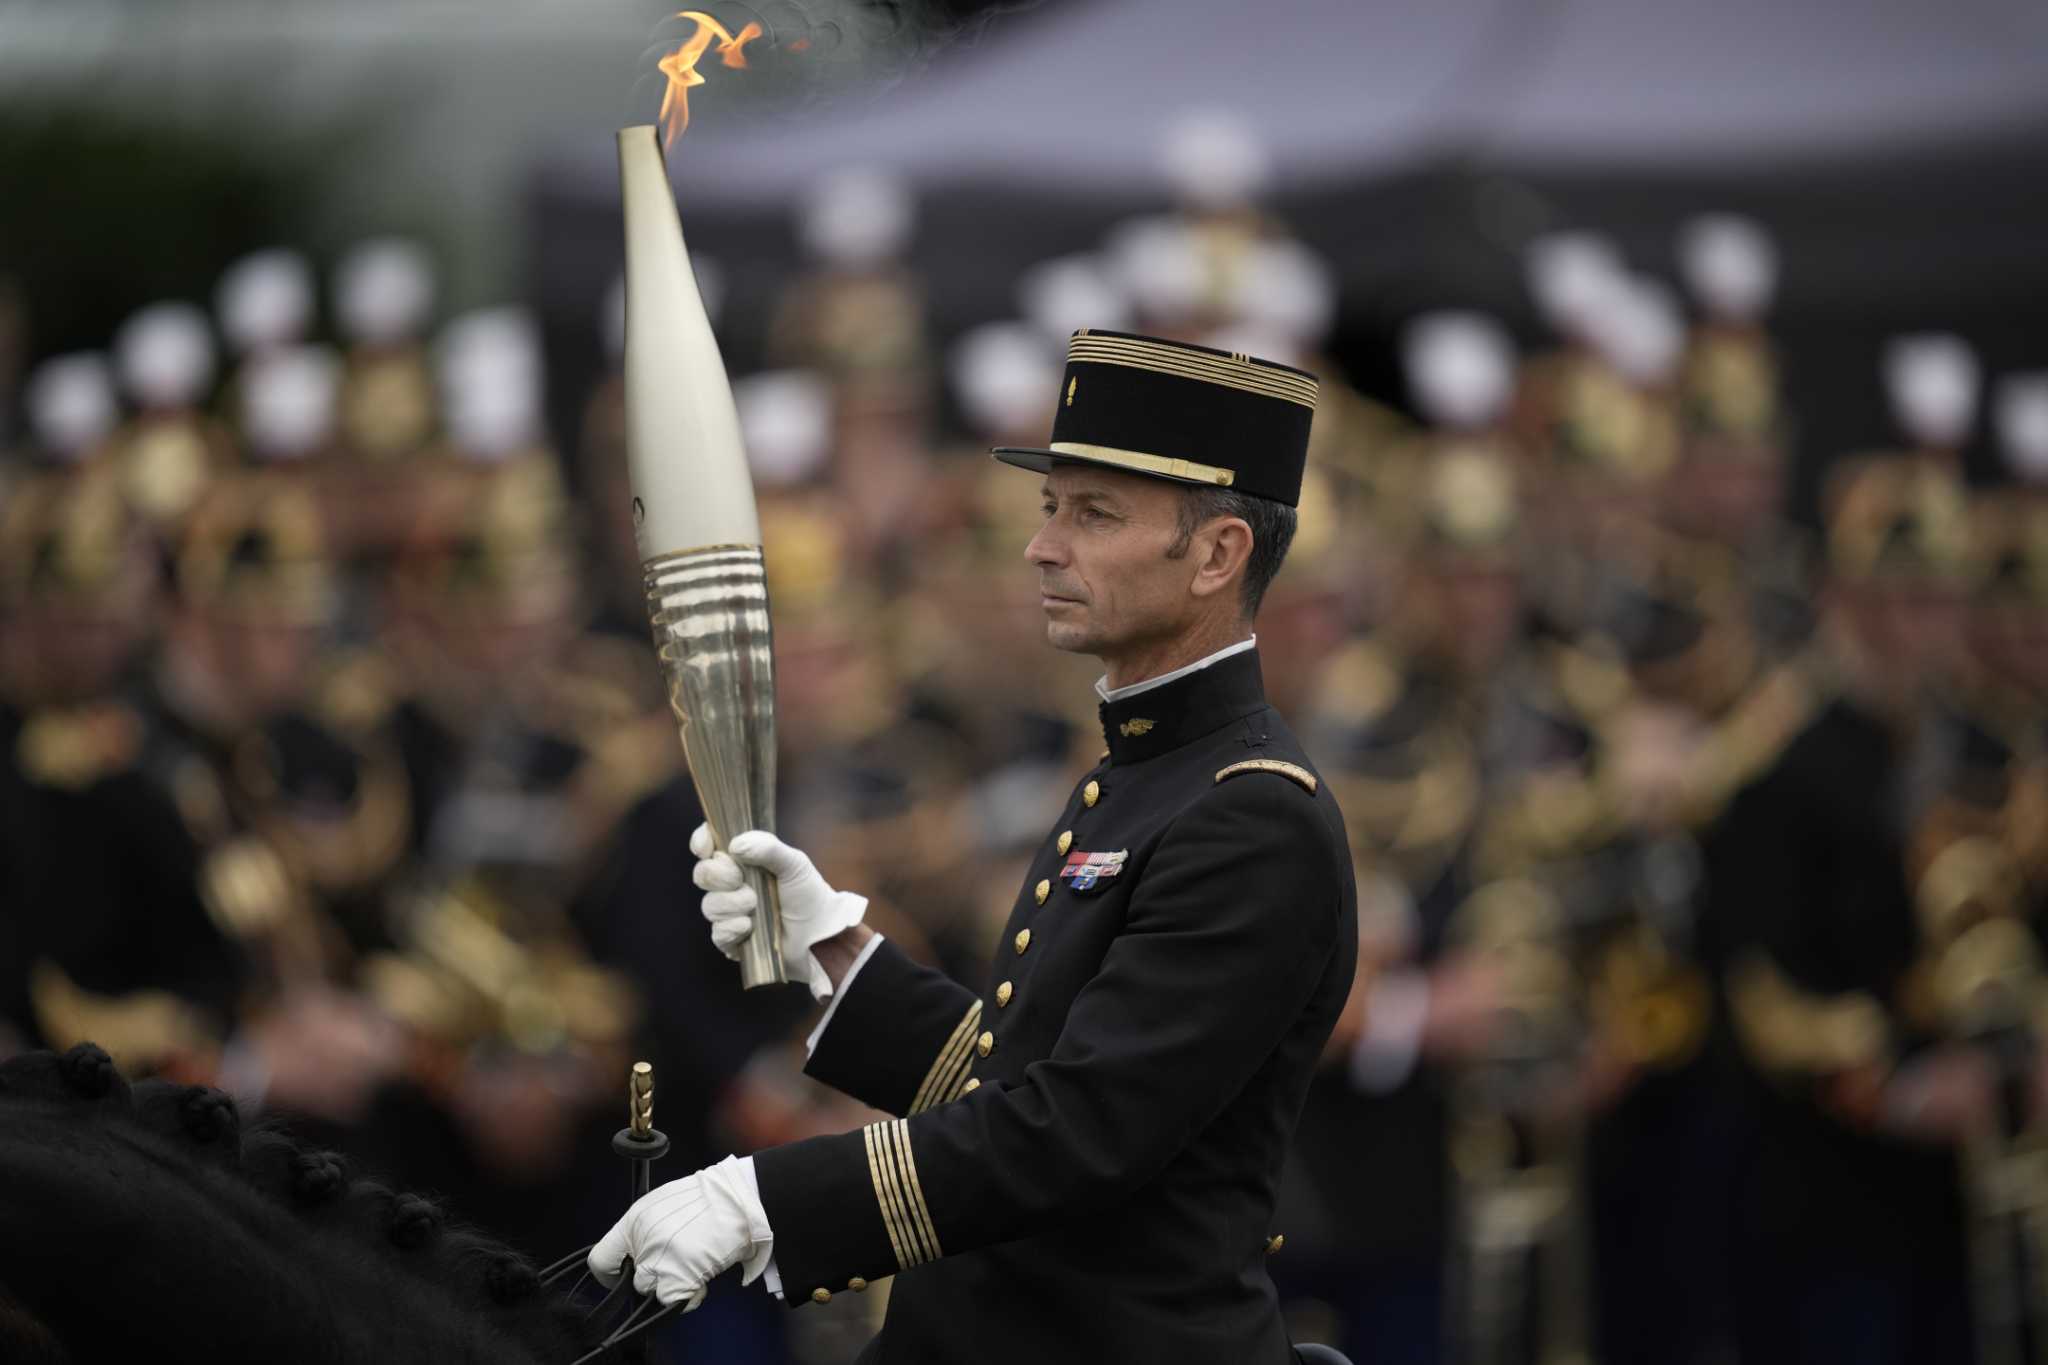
[
  {"left": 864, "top": 1119, "right": 941, "bottom": 1269},
  {"left": 861, "top": 1123, "right": 911, "bottom": 1269},
  {"left": 1066, "top": 336, "right": 1319, "bottom": 409},
  {"left": 909, "top": 1001, "right": 982, "bottom": 1115},
  {"left": 1215, "top": 759, "right": 1319, "bottom": 794},
  {"left": 1070, "top": 350, "right": 1319, "bottom": 406},
  {"left": 1047, "top": 441, "right": 1236, "bottom": 487}
]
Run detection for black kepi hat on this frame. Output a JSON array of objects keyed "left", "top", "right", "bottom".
[{"left": 992, "top": 329, "right": 1318, "bottom": 507}]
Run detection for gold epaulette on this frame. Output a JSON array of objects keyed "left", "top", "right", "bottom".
[
  {"left": 29, "top": 959, "right": 215, "bottom": 1071},
  {"left": 16, "top": 704, "right": 142, "bottom": 790},
  {"left": 1726, "top": 954, "right": 1890, "bottom": 1077},
  {"left": 1679, "top": 662, "right": 1823, "bottom": 826},
  {"left": 1215, "top": 759, "right": 1318, "bottom": 794}
]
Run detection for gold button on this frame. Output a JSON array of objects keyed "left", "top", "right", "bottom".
[
  {"left": 1083, "top": 780, "right": 1100, "bottom": 808},
  {"left": 995, "top": 980, "right": 1013, "bottom": 1007},
  {"left": 812, "top": 1287, "right": 832, "bottom": 1303},
  {"left": 848, "top": 1277, "right": 868, "bottom": 1293},
  {"left": 1265, "top": 1234, "right": 1285, "bottom": 1255},
  {"left": 1057, "top": 830, "right": 1073, "bottom": 855},
  {"left": 963, "top": 1078, "right": 981, "bottom": 1093},
  {"left": 1015, "top": 928, "right": 1031, "bottom": 954},
  {"left": 1034, "top": 879, "right": 1050, "bottom": 905},
  {"left": 977, "top": 1030, "right": 995, "bottom": 1057}
]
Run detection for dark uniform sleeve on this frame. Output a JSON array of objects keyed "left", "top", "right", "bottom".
[
  {"left": 804, "top": 937, "right": 983, "bottom": 1117},
  {"left": 754, "top": 773, "right": 1343, "bottom": 1301}
]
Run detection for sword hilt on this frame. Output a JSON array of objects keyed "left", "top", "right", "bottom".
[
  {"left": 629, "top": 1060, "right": 654, "bottom": 1138},
  {"left": 613, "top": 1060, "right": 670, "bottom": 1199}
]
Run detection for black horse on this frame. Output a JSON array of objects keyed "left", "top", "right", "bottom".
[{"left": 0, "top": 1044, "right": 658, "bottom": 1365}]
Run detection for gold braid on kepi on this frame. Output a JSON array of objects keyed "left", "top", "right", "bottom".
[{"left": 992, "top": 329, "right": 1318, "bottom": 506}]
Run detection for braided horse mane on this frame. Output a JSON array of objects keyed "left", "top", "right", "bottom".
[{"left": 0, "top": 1044, "right": 617, "bottom": 1365}]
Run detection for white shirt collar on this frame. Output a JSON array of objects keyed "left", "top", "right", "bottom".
[{"left": 1095, "top": 635, "right": 1257, "bottom": 703}]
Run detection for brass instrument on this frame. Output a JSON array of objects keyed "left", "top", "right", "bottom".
[
  {"left": 1914, "top": 837, "right": 2048, "bottom": 1365},
  {"left": 1446, "top": 878, "right": 1593, "bottom": 1365}
]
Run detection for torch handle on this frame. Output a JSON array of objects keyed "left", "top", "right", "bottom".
[
  {"left": 645, "top": 543, "right": 787, "bottom": 991},
  {"left": 738, "top": 864, "right": 786, "bottom": 989}
]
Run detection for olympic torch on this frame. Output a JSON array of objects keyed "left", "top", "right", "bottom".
[{"left": 617, "top": 123, "right": 786, "bottom": 988}]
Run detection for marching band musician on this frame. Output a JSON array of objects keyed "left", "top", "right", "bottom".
[{"left": 1715, "top": 458, "right": 1979, "bottom": 1365}]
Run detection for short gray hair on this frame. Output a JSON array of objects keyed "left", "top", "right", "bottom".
[{"left": 1165, "top": 487, "right": 1298, "bottom": 618}]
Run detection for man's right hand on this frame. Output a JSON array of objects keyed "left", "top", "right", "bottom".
[{"left": 691, "top": 824, "right": 868, "bottom": 1000}]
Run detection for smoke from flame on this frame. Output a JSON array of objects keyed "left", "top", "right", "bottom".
[{"left": 657, "top": 10, "right": 764, "bottom": 148}]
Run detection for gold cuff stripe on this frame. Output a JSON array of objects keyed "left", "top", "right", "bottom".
[
  {"left": 909, "top": 1002, "right": 981, "bottom": 1115},
  {"left": 928, "top": 1024, "right": 978, "bottom": 1109},
  {"left": 868, "top": 1120, "right": 925, "bottom": 1268},
  {"left": 1067, "top": 348, "right": 1321, "bottom": 407},
  {"left": 1215, "top": 758, "right": 1319, "bottom": 793},
  {"left": 883, "top": 1122, "right": 935, "bottom": 1266},
  {"left": 1067, "top": 339, "right": 1319, "bottom": 407},
  {"left": 864, "top": 1120, "right": 941, "bottom": 1268},
  {"left": 1068, "top": 334, "right": 1320, "bottom": 396},
  {"left": 861, "top": 1123, "right": 911, "bottom": 1271},
  {"left": 884, "top": 1119, "right": 942, "bottom": 1263},
  {"left": 1046, "top": 442, "right": 1236, "bottom": 487}
]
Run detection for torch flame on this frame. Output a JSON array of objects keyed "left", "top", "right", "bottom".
[{"left": 657, "top": 11, "right": 764, "bottom": 149}]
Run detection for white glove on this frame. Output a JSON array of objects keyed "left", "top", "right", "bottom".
[
  {"left": 691, "top": 823, "right": 866, "bottom": 1000},
  {"left": 588, "top": 1155, "right": 773, "bottom": 1308}
]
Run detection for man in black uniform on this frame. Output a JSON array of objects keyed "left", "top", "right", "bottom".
[
  {"left": 591, "top": 330, "right": 1358, "bottom": 1364},
  {"left": 1713, "top": 460, "right": 1977, "bottom": 1364}
]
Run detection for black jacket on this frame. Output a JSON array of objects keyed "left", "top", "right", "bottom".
[{"left": 754, "top": 648, "right": 1357, "bottom": 1364}]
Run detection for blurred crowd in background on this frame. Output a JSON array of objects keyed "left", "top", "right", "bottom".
[{"left": 4, "top": 92, "right": 2048, "bottom": 1365}]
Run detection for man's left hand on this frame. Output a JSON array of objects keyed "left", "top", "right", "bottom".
[{"left": 588, "top": 1155, "right": 775, "bottom": 1307}]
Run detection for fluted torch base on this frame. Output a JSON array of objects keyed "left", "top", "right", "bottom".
[{"left": 645, "top": 543, "right": 786, "bottom": 988}]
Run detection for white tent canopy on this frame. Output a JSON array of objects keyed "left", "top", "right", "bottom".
[{"left": 590, "top": 0, "right": 2048, "bottom": 204}]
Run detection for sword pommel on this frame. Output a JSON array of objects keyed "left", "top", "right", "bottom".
[{"left": 629, "top": 1061, "right": 654, "bottom": 1139}]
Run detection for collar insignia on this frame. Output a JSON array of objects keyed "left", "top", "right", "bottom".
[
  {"left": 1060, "top": 849, "right": 1127, "bottom": 890},
  {"left": 1118, "top": 717, "right": 1154, "bottom": 738}
]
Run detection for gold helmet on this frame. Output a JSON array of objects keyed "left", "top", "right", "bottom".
[
  {"left": 176, "top": 475, "right": 337, "bottom": 625},
  {"left": 395, "top": 455, "right": 577, "bottom": 625},
  {"left": 0, "top": 467, "right": 140, "bottom": 610},
  {"left": 1416, "top": 445, "right": 1520, "bottom": 564},
  {"left": 1823, "top": 459, "right": 1973, "bottom": 585},
  {"left": 1972, "top": 496, "right": 2048, "bottom": 606}
]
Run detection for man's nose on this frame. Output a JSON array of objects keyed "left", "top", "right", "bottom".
[{"left": 1024, "top": 519, "right": 1064, "bottom": 568}]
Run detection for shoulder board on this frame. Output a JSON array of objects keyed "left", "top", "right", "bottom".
[
  {"left": 17, "top": 704, "right": 142, "bottom": 790},
  {"left": 1215, "top": 759, "right": 1318, "bottom": 794}
]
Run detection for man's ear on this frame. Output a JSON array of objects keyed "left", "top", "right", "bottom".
[{"left": 1188, "top": 517, "right": 1253, "bottom": 605}]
